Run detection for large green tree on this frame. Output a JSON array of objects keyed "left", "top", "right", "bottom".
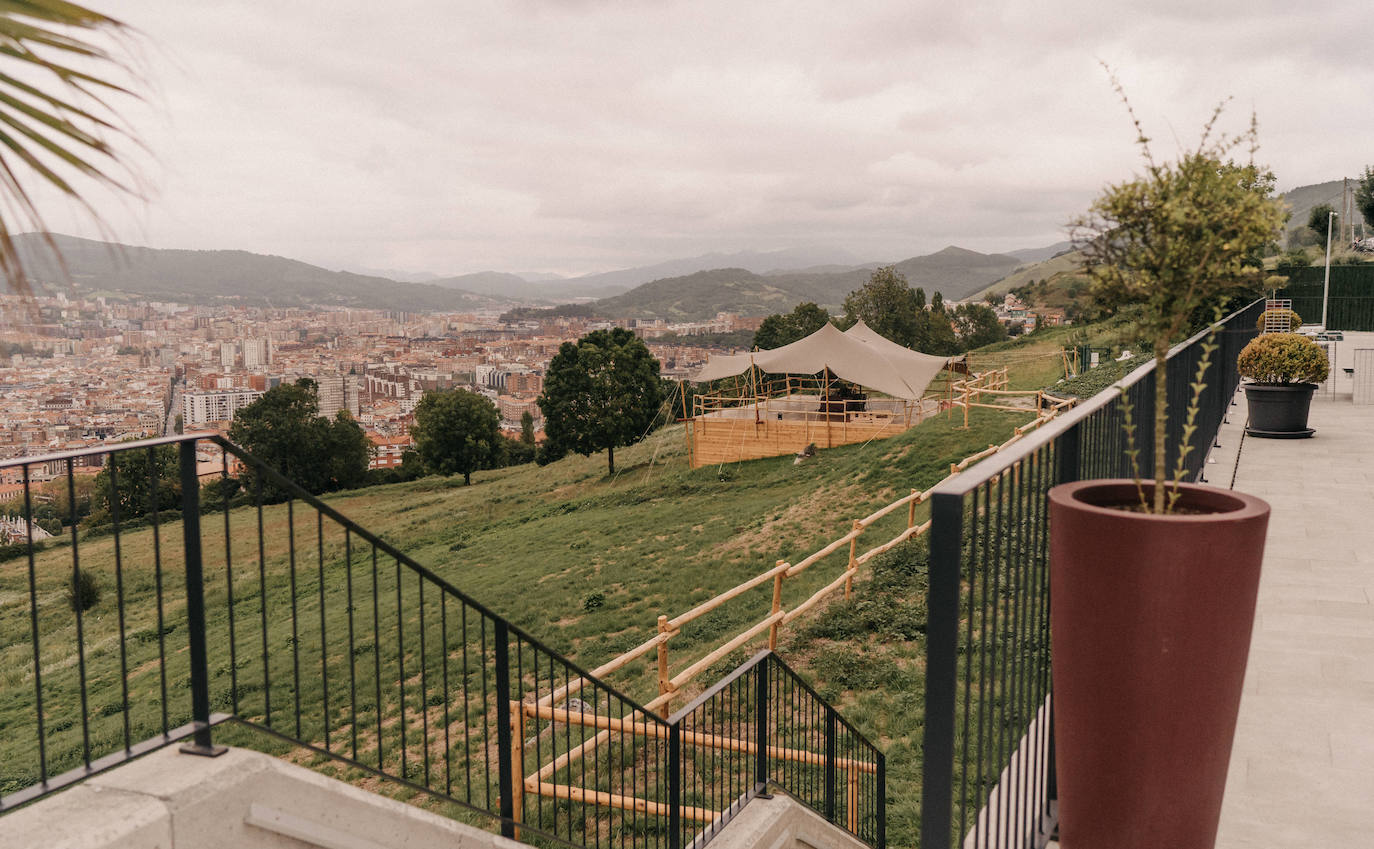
[
  {"left": 1356, "top": 165, "right": 1374, "bottom": 231},
  {"left": 228, "top": 379, "right": 370, "bottom": 499},
  {"left": 539, "top": 328, "right": 663, "bottom": 475},
  {"left": 752, "top": 302, "right": 832, "bottom": 350},
  {"left": 1307, "top": 203, "right": 1335, "bottom": 243},
  {"left": 952, "top": 303, "right": 1009, "bottom": 350},
  {"left": 842, "top": 266, "right": 921, "bottom": 348},
  {"left": 411, "top": 388, "right": 502, "bottom": 485},
  {"left": 0, "top": 3, "right": 141, "bottom": 296},
  {"left": 93, "top": 441, "right": 179, "bottom": 521}
]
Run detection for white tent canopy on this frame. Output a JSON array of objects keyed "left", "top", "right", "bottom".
[{"left": 691, "top": 320, "right": 958, "bottom": 401}]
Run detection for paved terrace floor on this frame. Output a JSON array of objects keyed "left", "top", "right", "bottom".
[{"left": 1211, "top": 374, "right": 1374, "bottom": 846}]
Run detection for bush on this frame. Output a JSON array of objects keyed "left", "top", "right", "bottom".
[
  {"left": 1237, "top": 332, "right": 1330, "bottom": 384},
  {"left": 67, "top": 569, "right": 101, "bottom": 613},
  {"left": 1256, "top": 308, "right": 1301, "bottom": 332}
]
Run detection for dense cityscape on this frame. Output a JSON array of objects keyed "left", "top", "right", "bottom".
[{"left": 0, "top": 292, "right": 768, "bottom": 472}]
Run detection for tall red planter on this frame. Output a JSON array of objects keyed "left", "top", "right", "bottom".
[{"left": 1048, "top": 480, "right": 1269, "bottom": 849}]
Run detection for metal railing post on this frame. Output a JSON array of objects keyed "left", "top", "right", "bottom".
[
  {"left": 921, "top": 490, "right": 964, "bottom": 849},
  {"left": 1056, "top": 420, "right": 1081, "bottom": 485},
  {"left": 755, "top": 657, "right": 769, "bottom": 789},
  {"left": 668, "top": 723, "right": 682, "bottom": 849},
  {"left": 824, "top": 707, "right": 837, "bottom": 822},
  {"left": 493, "top": 620, "right": 515, "bottom": 839},
  {"left": 877, "top": 752, "right": 887, "bottom": 849},
  {"left": 179, "top": 439, "right": 225, "bottom": 757}
]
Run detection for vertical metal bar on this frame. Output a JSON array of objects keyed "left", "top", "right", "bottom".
[
  {"left": 922, "top": 490, "right": 965, "bottom": 849},
  {"left": 419, "top": 577, "right": 430, "bottom": 787},
  {"left": 220, "top": 454, "right": 237, "bottom": 716},
  {"left": 255, "top": 477, "right": 271, "bottom": 727},
  {"left": 317, "top": 513, "right": 330, "bottom": 752},
  {"left": 494, "top": 619, "right": 515, "bottom": 839},
  {"left": 66, "top": 458, "right": 91, "bottom": 768},
  {"left": 149, "top": 447, "right": 169, "bottom": 735},
  {"left": 371, "top": 546, "right": 383, "bottom": 768},
  {"left": 288, "top": 499, "right": 301, "bottom": 738},
  {"left": 109, "top": 458, "right": 131, "bottom": 751},
  {"left": 876, "top": 752, "right": 887, "bottom": 849},
  {"left": 345, "top": 529, "right": 357, "bottom": 761},
  {"left": 668, "top": 722, "right": 682, "bottom": 849},
  {"left": 396, "top": 558, "right": 406, "bottom": 778},
  {"left": 179, "top": 440, "right": 223, "bottom": 755},
  {"left": 824, "top": 706, "right": 837, "bottom": 822},
  {"left": 755, "top": 658, "right": 768, "bottom": 790},
  {"left": 441, "top": 591, "right": 451, "bottom": 797},
  {"left": 23, "top": 465, "right": 47, "bottom": 781}
]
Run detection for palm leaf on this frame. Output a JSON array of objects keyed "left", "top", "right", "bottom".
[{"left": 0, "top": 0, "right": 141, "bottom": 298}]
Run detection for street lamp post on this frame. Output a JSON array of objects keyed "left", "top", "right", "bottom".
[{"left": 1321, "top": 210, "right": 1338, "bottom": 330}]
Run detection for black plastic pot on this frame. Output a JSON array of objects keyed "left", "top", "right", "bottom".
[{"left": 1243, "top": 382, "right": 1318, "bottom": 438}]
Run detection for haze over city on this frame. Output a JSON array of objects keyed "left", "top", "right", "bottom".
[{"left": 24, "top": 0, "right": 1373, "bottom": 279}]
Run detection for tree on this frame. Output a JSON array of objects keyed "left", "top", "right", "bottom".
[
  {"left": 411, "top": 389, "right": 502, "bottom": 485},
  {"left": 228, "top": 379, "right": 371, "bottom": 498},
  {"left": 1308, "top": 203, "right": 1335, "bottom": 244},
  {"left": 1356, "top": 166, "right": 1374, "bottom": 231},
  {"left": 0, "top": 4, "right": 142, "bottom": 297},
  {"left": 752, "top": 302, "right": 831, "bottom": 350},
  {"left": 539, "top": 328, "right": 663, "bottom": 475},
  {"left": 842, "top": 267, "right": 921, "bottom": 348},
  {"left": 953, "top": 303, "right": 1009, "bottom": 350},
  {"left": 93, "top": 442, "right": 179, "bottom": 521},
  {"left": 1070, "top": 88, "right": 1284, "bottom": 512}
]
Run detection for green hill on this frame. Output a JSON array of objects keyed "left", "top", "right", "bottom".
[
  {"left": 589, "top": 247, "right": 1023, "bottom": 320},
  {"left": 16, "top": 233, "right": 497, "bottom": 312}
]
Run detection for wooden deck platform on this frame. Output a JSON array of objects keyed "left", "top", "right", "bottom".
[{"left": 686, "top": 398, "right": 938, "bottom": 468}]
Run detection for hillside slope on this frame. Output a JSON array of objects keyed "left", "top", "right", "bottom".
[{"left": 16, "top": 234, "right": 496, "bottom": 312}]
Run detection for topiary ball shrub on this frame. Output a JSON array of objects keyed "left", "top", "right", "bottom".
[
  {"left": 1256, "top": 308, "right": 1301, "bottom": 333},
  {"left": 1237, "top": 332, "right": 1330, "bottom": 384}
]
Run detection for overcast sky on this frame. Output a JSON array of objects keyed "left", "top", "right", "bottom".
[{"left": 31, "top": 0, "right": 1371, "bottom": 278}]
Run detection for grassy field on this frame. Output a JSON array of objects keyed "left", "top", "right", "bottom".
[{"left": 1, "top": 403, "right": 1039, "bottom": 845}]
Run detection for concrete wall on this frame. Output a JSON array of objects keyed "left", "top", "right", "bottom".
[{"left": 3, "top": 746, "right": 524, "bottom": 849}]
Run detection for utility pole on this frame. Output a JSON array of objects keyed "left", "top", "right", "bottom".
[{"left": 1322, "top": 210, "right": 1338, "bottom": 330}]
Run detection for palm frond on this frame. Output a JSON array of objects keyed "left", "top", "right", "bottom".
[{"left": 0, "top": 0, "right": 142, "bottom": 298}]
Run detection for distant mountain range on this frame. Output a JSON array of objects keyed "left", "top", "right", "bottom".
[{"left": 16, "top": 234, "right": 499, "bottom": 313}]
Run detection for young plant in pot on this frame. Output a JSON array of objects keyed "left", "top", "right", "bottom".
[
  {"left": 1057, "top": 86, "right": 1285, "bottom": 849},
  {"left": 1237, "top": 331, "right": 1330, "bottom": 438}
]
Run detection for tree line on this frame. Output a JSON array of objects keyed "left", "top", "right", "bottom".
[{"left": 751, "top": 266, "right": 1008, "bottom": 353}]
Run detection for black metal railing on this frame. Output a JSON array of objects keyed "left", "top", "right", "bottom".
[
  {"left": 0, "top": 433, "right": 882, "bottom": 849},
  {"left": 666, "top": 651, "right": 884, "bottom": 849},
  {"left": 920, "top": 298, "right": 1264, "bottom": 849}
]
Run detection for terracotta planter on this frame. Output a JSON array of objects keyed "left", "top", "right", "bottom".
[
  {"left": 1048, "top": 480, "right": 1269, "bottom": 849},
  {"left": 1243, "top": 382, "right": 1317, "bottom": 438}
]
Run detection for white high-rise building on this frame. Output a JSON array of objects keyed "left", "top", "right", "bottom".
[
  {"left": 182, "top": 389, "right": 264, "bottom": 426},
  {"left": 242, "top": 337, "right": 270, "bottom": 368}
]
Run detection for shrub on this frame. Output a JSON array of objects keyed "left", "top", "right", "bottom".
[
  {"left": 1256, "top": 308, "right": 1301, "bottom": 333},
  {"left": 67, "top": 569, "right": 101, "bottom": 613},
  {"left": 1237, "top": 332, "right": 1330, "bottom": 384}
]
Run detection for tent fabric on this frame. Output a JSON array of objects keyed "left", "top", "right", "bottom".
[{"left": 691, "top": 320, "right": 957, "bottom": 400}]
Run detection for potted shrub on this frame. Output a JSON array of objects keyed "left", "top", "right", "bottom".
[
  {"left": 1054, "top": 86, "right": 1285, "bottom": 849},
  {"left": 1237, "top": 331, "right": 1330, "bottom": 437}
]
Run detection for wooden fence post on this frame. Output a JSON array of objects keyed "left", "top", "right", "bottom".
[
  {"left": 511, "top": 701, "right": 525, "bottom": 838},
  {"left": 768, "top": 561, "right": 786, "bottom": 649},
  {"left": 657, "top": 615, "right": 672, "bottom": 695},
  {"left": 845, "top": 522, "right": 862, "bottom": 599},
  {"left": 908, "top": 490, "right": 918, "bottom": 528}
]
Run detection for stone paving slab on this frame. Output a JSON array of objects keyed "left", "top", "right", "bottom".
[{"left": 1214, "top": 388, "right": 1374, "bottom": 848}]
